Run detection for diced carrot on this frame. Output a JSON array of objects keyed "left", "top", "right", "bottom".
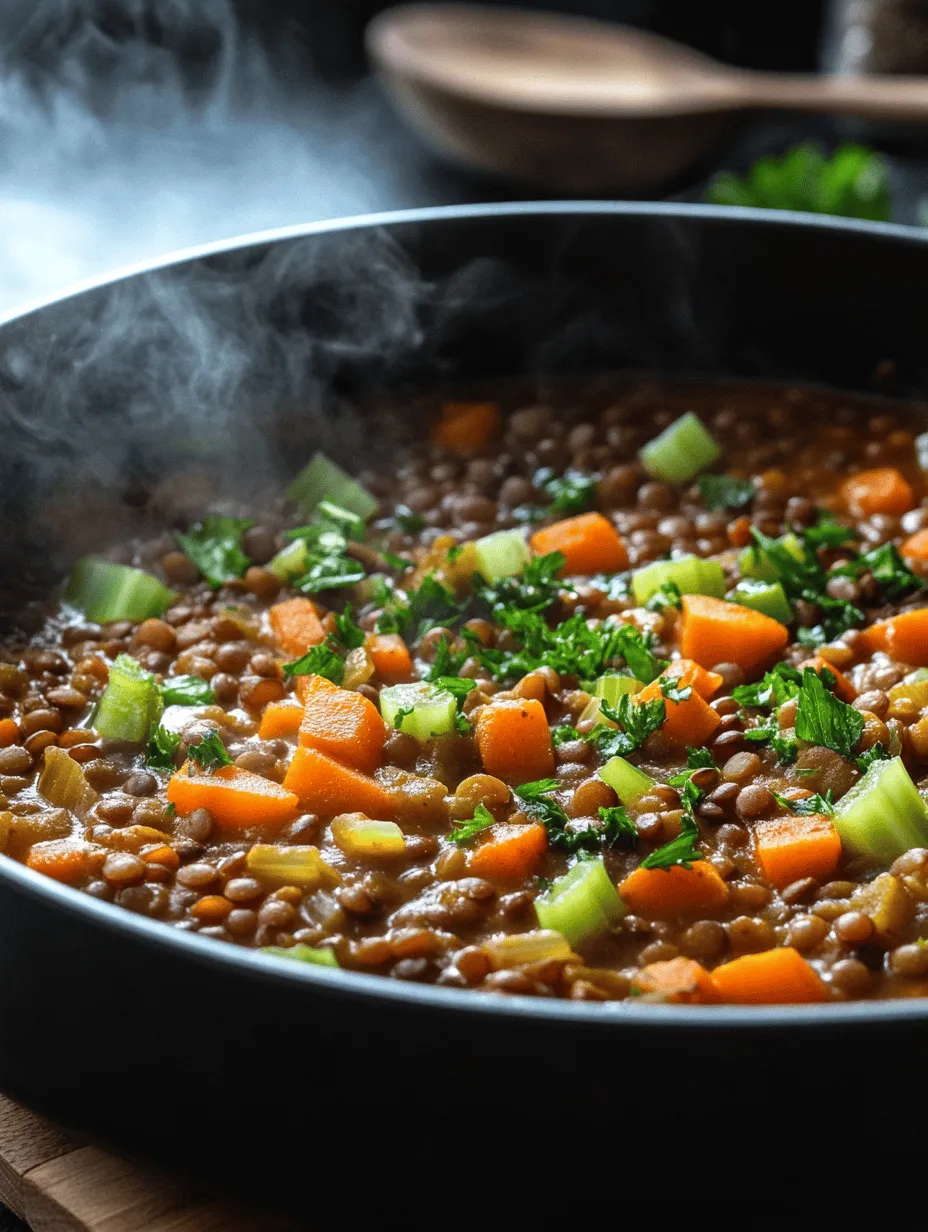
[
  {"left": 258, "top": 701, "right": 303, "bottom": 740},
  {"left": 475, "top": 698, "right": 555, "bottom": 785},
  {"left": 167, "top": 763, "right": 299, "bottom": 830},
  {"left": 902, "top": 528, "right": 928, "bottom": 564},
  {"left": 859, "top": 608, "right": 928, "bottom": 666},
  {"left": 269, "top": 597, "right": 325, "bottom": 659},
  {"left": 26, "top": 839, "right": 105, "bottom": 884},
  {"left": 662, "top": 658, "right": 724, "bottom": 701},
  {"left": 283, "top": 745, "right": 396, "bottom": 819},
  {"left": 299, "top": 682, "right": 386, "bottom": 774},
  {"left": 367, "top": 633, "right": 413, "bottom": 684},
  {"left": 798, "top": 655, "right": 857, "bottom": 703},
  {"left": 140, "top": 844, "right": 181, "bottom": 872},
  {"left": 839, "top": 467, "right": 914, "bottom": 519},
  {"left": 679, "top": 594, "right": 789, "bottom": 674},
  {"left": 619, "top": 861, "right": 729, "bottom": 918},
  {"left": 294, "top": 673, "right": 338, "bottom": 704},
  {"left": 432, "top": 402, "right": 500, "bottom": 455},
  {"left": 469, "top": 822, "right": 548, "bottom": 881},
  {"left": 636, "top": 667, "right": 722, "bottom": 748},
  {"left": 530, "top": 512, "right": 628, "bottom": 576},
  {"left": 754, "top": 813, "right": 842, "bottom": 890},
  {"left": 710, "top": 947, "right": 828, "bottom": 1005},
  {"left": 631, "top": 957, "right": 719, "bottom": 1004},
  {"left": 0, "top": 719, "right": 19, "bottom": 748}
]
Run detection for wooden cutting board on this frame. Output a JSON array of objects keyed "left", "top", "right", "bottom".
[{"left": 0, "top": 1096, "right": 298, "bottom": 1232}]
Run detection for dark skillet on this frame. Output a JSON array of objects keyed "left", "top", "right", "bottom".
[{"left": 1, "top": 204, "right": 927, "bottom": 1215}]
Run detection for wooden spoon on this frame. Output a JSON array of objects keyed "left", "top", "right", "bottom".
[{"left": 367, "top": 3, "right": 928, "bottom": 192}]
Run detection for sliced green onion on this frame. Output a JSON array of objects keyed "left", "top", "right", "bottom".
[
  {"left": 474, "top": 528, "right": 531, "bottom": 583},
  {"left": 262, "top": 944, "right": 339, "bottom": 968},
  {"left": 331, "top": 814, "right": 406, "bottom": 857},
  {"left": 37, "top": 746, "right": 98, "bottom": 817},
  {"left": 65, "top": 557, "right": 176, "bottom": 625},
  {"left": 247, "top": 844, "right": 341, "bottom": 888},
  {"left": 267, "top": 538, "right": 308, "bottom": 582},
  {"left": 600, "top": 755, "right": 656, "bottom": 806},
  {"left": 728, "top": 579, "right": 792, "bottom": 624},
  {"left": 286, "top": 452, "right": 377, "bottom": 521},
  {"left": 834, "top": 756, "right": 928, "bottom": 863},
  {"left": 739, "top": 532, "right": 803, "bottom": 582},
  {"left": 639, "top": 412, "right": 721, "bottom": 484},
  {"left": 534, "top": 857, "right": 625, "bottom": 946},
  {"left": 631, "top": 555, "right": 726, "bottom": 606},
  {"left": 93, "top": 654, "right": 162, "bottom": 744},
  {"left": 483, "top": 930, "right": 575, "bottom": 968},
  {"left": 379, "top": 682, "right": 457, "bottom": 741}
]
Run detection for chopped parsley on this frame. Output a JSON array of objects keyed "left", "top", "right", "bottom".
[
  {"left": 175, "top": 515, "right": 253, "bottom": 588},
  {"left": 856, "top": 742, "right": 891, "bottom": 773},
  {"left": 377, "top": 573, "right": 466, "bottom": 641},
  {"left": 750, "top": 527, "right": 863, "bottom": 648},
  {"left": 431, "top": 674, "right": 477, "bottom": 734},
  {"left": 187, "top": 730, "right": 233, "bottom": 772},
  {"left": 282, "top": 640, "right": 345, "bottom": 685},
  {"left": 667, "top": 747, "right": 718, "bottom": 811},
  {"left": 830, "top": 542, "right": 921, "bottom": 601},
  {"left": 794, "top": 667, "right": 863, "bottom": 760},
  {"left": 614, "top": 625, "right": 668, "bottom": 684},
  {"left": 464, "top": 610, "right": 628, "bottom": 683},
  {"left": 802, "top": 514, "right": 857, "bottom": 550},
  {"left": 332, "top": 606, "right": 366, "bottom": 650},
  {"left": 743, "top": 713, "right": 799, "bottom": 764},
  {"left": 388, "top": 505, "right": 427, "bottom": 535},
  {"left": 392, "top": 705, "right": 415, "bottom": 731},
  {"left": 645, "top": 580, "right": 682, "bottom": 612},
  {"left": 551, "top": 724, "right": 581, "bottom": 747},
  {"left": 427, "top": 635, "right": 469, "bottom": 681},
  {"left": 732, "top": 662, "right": 804, "bottom": 710},
  {"left": 514, "top": 468, "right": 598, "bottom": 522},
  {"left": 698, "top": 473, "right": 755, "bottom": 512},
  {"left": 640, "top": 811, "right": 704, "bottom": 871},
  {"left": 595, "top": 805, "right": 639, "bottom": 849},
  {"left": 592, "top": 694, "right": 666, "bottom": 760},
  {"left": 773, "top": 789, "right": 836, "bottom": 816},
  {"left": 159, "top": 675, "right": 214, "bottom": 706},
  {"left": 476, "top": 551, "right": 567, "bottom": 614},
  {"left": 449, "top": 802, "right": 497, "bottom": 846},
  {"left": 146, "top": 724, "right": 181, "bottom": 771},
  {"left": 660, "top": 677, "right": 693, "bottom": 703},
  {"left": 287, "top": 506, "right": 366, "bottom": 594},
  {"left": 514, "top": 778, "right": 627, "bottom": 854}
]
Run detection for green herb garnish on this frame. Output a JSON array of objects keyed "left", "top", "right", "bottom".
[
  {"left": 856, "top": 742, "right": 892, "bottom": 773},
  {"left": 388, "top": 505, "right": 427, "bottom": 535},
  {"left": 794, "top": 667, "right": 863, "bottom": 760},
  {"left": 773, "top": 789, "right": 836, "bottom": 816},
  {"left": 476, "top": 551, "right": 567, "bottom": 614},
  {"left": 427, "top": 635, "right": 469, "bottom": 681},
  {"left": 640, "top": 812, "right": 704, "bottom": 871},
  {"left": 552, "top": 724, "right": 581, "bottom": 747},
  {"left": 645, "top": 580, "right": 683, "bottom": 612},
  {"left": 282, "top": 641, "right": 345, "bottom": 685},
  {"left": 146, "top": 724, "right": 181, "bottom": 771},
  {"left": 732, "top": 662, "right": 804, "bottom": 710},
  {"left": 332, "top": 607, "right": 366, "bottom": 650},
  {"left": 175, "top": 516, "right": 253, "bottom": 588},
  {"left": 592, "top": 694, "right": 666, "bottom": 760},
  {"left": 829, "top": 542, "right": 921, "bottom": 601},
  {"left": 449, "top": 802, "right": 496, "bottom": 846},
  {"left": 287, "top": 506, "right": 366, "bottom": 594},
  {"left": 698, "top": 474, "right": 755, "bottom": 512},
  {"left": 377, "top": 573, "right": 466, "bottom": 641},
  {"left": 660, "top": 677, "right": 693, "bottom": 703},
  {"left": 159, "top": 675, "right": 214, "bottom": 707},
  {"left": 187, "top": 730, "right": 233, "bottom": 772},
  {"left": 750, "top": 526, "right": 863, "bottom": 648},
  {"left": 515, "top": 778, "right": 635, "bottom": 854}
]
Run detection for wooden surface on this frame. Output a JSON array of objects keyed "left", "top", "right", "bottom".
[{"left": 0, "top": 1097, "right": 296, "bottom": 1232}]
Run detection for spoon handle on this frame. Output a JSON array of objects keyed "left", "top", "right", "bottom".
[{"left": 741, "top": 72, "right": 928, "bottom": 122}]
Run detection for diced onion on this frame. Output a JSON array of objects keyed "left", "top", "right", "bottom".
[
  {"left": 38, "top": 746, "right": 99, "bottom": 817},
  {"left": 483, "top": 930, "right": 575, "bottom": 968}
]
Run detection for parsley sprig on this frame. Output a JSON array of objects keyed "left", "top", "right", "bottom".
[
  {"left": 591, "top": 694, "right": 666, "bottom": 760},
  {"left": 773, "top": 789, "right": 836, "bottom": 816},
  {"left": 187, "top": 730, "right": 233, "bottom": 773},
  {"left": 794, "top": 667, "right": 863, "bottom": 760},
  {"left": 449, "top": 802, "right": 496, "bottom": 846},
  {"left": 515, "top": 778, "right": 635, "bottom": 854},
  {"left": 377, "top": 573, "right": 466, "bottom": 641},
  {"left": 476, "top": 551, "right": 567, "bottom": 615},
  {"left": 698, "top": 474, "right": 755, "bottom": 512},
  {"left": 176, "top": 515, "right": 253, "bottom": 588}
]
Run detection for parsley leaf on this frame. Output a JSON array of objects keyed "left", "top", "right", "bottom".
[
  {"left": 698, "top": 474, "right": 755, "bottom": 512},
  {"left": 514, "top": 778, "right": 636, "bottom": 853},
  {"left": 288, "top": 509, "right": 366, "bottom": 594},
  {"left": 830, "top": 542, "right": 921, "bottom": 601},
  {"left": 427, "top": 635, "right": 468, "bottom": 681},
  {"left": 750, "top": 526, "right": 863, "bottom": 648},
  {"left": 645, "top": 580, "right": 682, "bottom": 612},
  {"left": 733, "top": 662, "right": 804, "bottom": 710},
  {"left": 641, "top": 811, "right": 704, "bottom": 870},
  {"left": 802, "top": 514, "right": 858, "bottom": 550},
  {"left": 465, "top": 610, "right": 627, "bottom": 683},
  {"left": 773, "top": 789, "right": 836, "bottom": 815},
  {"left": 449, "top": 803, "right": 496, "bottom": 846},
  {"left": 743, "top": 713, "right": 799, "bottom": 764},
  {"left": 159, "top": 675, "right": 214, "bottom": 706},
  {"left": 614, "top": 624, "right": 668, "bottom": 684},
  {"left": 685, "top": 747, "right": 719, "bottom": 771},
  {"left": 282, "top": 640, "right": 345, "bottom": 685},
  {"left": 175, "top": 515, "right": 252, "bottom": 588},
  {"left": 332, "top": 607, "right": 366, "bottom": 650},
  {"left": 794, "top": 667, "right": 863, "bottom": 760},
  {"left": 392, "top": 705, "right": 415, "bottom": 731},
  {"left": 146, "top": 724, "right": 181, "bottom": 771},
  {"left": 377, "top": 573, "right": 466, "bottom": 641},
  {"left": 187, "top": 730, "right": 233, "bottom": 772},
  {"left": 593, "top": 694, "right": 666, "bottom": 759},
  {"left": 667, "top": 747, "right": 720, "bottom": 806},
  {"left": 856, "top": 742, "right": 891, "bottom": 773},
  {"left": 596, "top": 805, "right": 639, "bottom": 848},
  {"left": 660, "top": 677, "right": 693, "bottom": 703},
  {"left": 476, "top": 551, "right": 567, "bottom": 614},
  {"left": 536, "top": 467, "right": 598, "bottom": 517},
  {"left": 551, "top": 724, "right": 581, "bottom": 747}
]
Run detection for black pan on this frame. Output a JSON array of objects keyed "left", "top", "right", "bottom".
[{"left": 1, "top": 204, "right": 927, "bottom": 1215}]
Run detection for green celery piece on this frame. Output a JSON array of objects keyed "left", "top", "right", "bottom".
[
  {"left": 94, "top": 654, "right": 162, "bottom": 744},
  {"left": 379, "top": 681, "right": 457, "bottom": 741},
  {"left": 631, "top": 555, "right": 726, "bottom": 606},
  {"left": 594, "top": 674, "right": 643, "bottom": 705},
  {"left": 286, "top": 452, "right": 377, "bottom": 521},
  {"left": 599, "top": 756, "right": 655, "bottom": 806},
  {"left": 65, "top": 557, "right": 176, "bottom": 624},
  {"left": 474, "top": 528, "right": 531, "bottom": 583},
  {"left": 638, "top": 413, "right": 721, "bottom": 484},
  {"left": 262, "top": 944, "right": 339, "bottom": 968},
  {"left": 534, "top": 857, "right": 625, "bottom": 946},
  {"left": 739, "top": 532, "right": 803, "bottom": 583},
  {"left": 835, "top": 756, "right": 928, "bottom": 863},
  {"left": 729, "top": 579, "right": 792, "bottom": 624},
  {"left": 267, "top": 538, "right": 308, "bottom": 582}
]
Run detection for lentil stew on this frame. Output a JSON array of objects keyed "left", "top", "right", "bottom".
[{"left": 6, "top": 377, "right": 928, "bottom": 1007}]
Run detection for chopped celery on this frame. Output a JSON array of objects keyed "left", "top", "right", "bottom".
[
  {"left": 739, "top": 532, "right": 803, "bottom": 582},
  {"left": 639, "top": 412, "right": 721, "bottom": 483},
  {"left": 267, "top": 537, "right": 308, "bottom": 582},
  {"left": 834, "top": 756, "right": 928, "bottom": 863},
  {"left": 379, "top": 682, "right": 457, "bottom": 741},
  {"left": 247, "top": 844, "right": 341, "bottom": 888},
  {"left": 93, "top": 654, "right": 162, "bottom": 744},
  {"left": 631, "top": 555, "right": 726, "bottom": 606},
  {"left": 728, "top": 579, "right": 792, "bottom": 624},
  {"left": 483, "top": 930, "right": 575, "bottom": 968},
  {"left": 535, "top": 857, "right": 625, "bottom": 946},
  {"left": 37, "top": 746, "right": 98, "bottom": 817},
  {"left": 331, "top": 814, "right": 406, "bottom": 857},
  {"left": 262, "top": 944, "right": 339, "bottom": 968},
  {"left": 600, "top": 755, "right": 655, "bottom": 805},
  {"left": 286, "top": 452, "right": 377, "bottom": 521},
  {"left": 65, "top": 557, "right": 176, "bottom": 624},
  {"left": 474, "top": 528, "right": 530, "bottom": 583},
  {"left": 594, "top": 674, "right": 643, "bottom": 705}
]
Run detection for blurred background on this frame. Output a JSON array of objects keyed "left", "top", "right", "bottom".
[{"left": 2, "top": 0, "right": 928, "bottom": 316}]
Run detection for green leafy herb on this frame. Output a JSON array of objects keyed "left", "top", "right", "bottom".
[
  {"left": 158, "top": 675, "right": 214, "bottom": 707},
  {"left": 187, "top": 730, "right": 233, "bottom": 773},
  {"left": 641, "top": 812, "right": 704, "bottom": 871},
  {"left": 449, "top": 802, "right": 497, "bottom": 846},
  {"left": 382, "top": 551, "right": 413, "bottom": 573},
  {"left": 685, "top": 747, "right": 718, "bottom": 771},
  {"left": 794, "top": 667, "right": 863, "bottom": 760},
  {"left": 698, "top": 474, "right": 755, "bottom": 512},
  {"left": 447, "top": 544, "right": 464, "bottom": 565},
  {"left": 614, "top": 624, "right": 668, "bottom": 684},
  {"left": 432, "top": 675, "right": 477, "bottom": 703},
  {"left": 282, "top": 640, "right": 345, "bottom": 685},
  {"left": 733, "top": 662, "right": 804, "bottom": 710},
  {"left": 645, "top": 580, "right": 682, "bottom": 612},
  {"left": 743, "top": 713, "right": 799, "bottom": 764},
  {"left": 332, "top": 607, "right": 366, "bottom": 650},
  {"left": 476, "top": 551, "right": 567, "bottom": 615},
  {"left": 660, "top": 677, "right": 693, "bottom": 703},
  {"left": 464, "top": 609, "right": 628, "bottom": 683},
  {"left": 536, "top": 467, "right": 598, "bottom": 517},
  {"left": 175, "top": 516, "right": 253, "bottom": 588},
  {"left": 552, "top": 724, "right": 581, "bottom": 747},
  {"left": 667, "top": 747, "right": 720, "bottom": 808},
  {"left": 514, "top": 778, "right": 635, "bottom": 854},
  {"left": 705, "top": 142, "right": 891, "bottom": 222},
  {"left": 388, "top": 505, "right": 427, "bottom": 535},
  {"left": 596, "top": 805, "right": 639, "bottom": 849},
  {"left": 856, "top": 742, "right": 891, "bottom": 773},
  {"left": 802, "top": 514, "right": 858, "bottom": 550},
  {"left": 146, "top": 723, "right": 181, "bottom": 771},
  {"left": 427, "top": 635, "right": 469, "bottom": 681},
  {"left": 288, "top": 508, "right": 366, "bottom": 595},
  {"left": 377, "top": 573, "right": 466, "bottom": 641},
  {"left": 593, "top": 694, "right": 666, "bottom": 759},
  {"left": 750, "top": 526, "right": 863, "bottom": 648},
  {"left": 393, "top": 705, "right": 415, "bottom": 731},
  {"left": 773, "top": 789, "right": 836, "bottom": 816},
  {"left": 829, "top": 542, "right": 921, "bottom": 601}
]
